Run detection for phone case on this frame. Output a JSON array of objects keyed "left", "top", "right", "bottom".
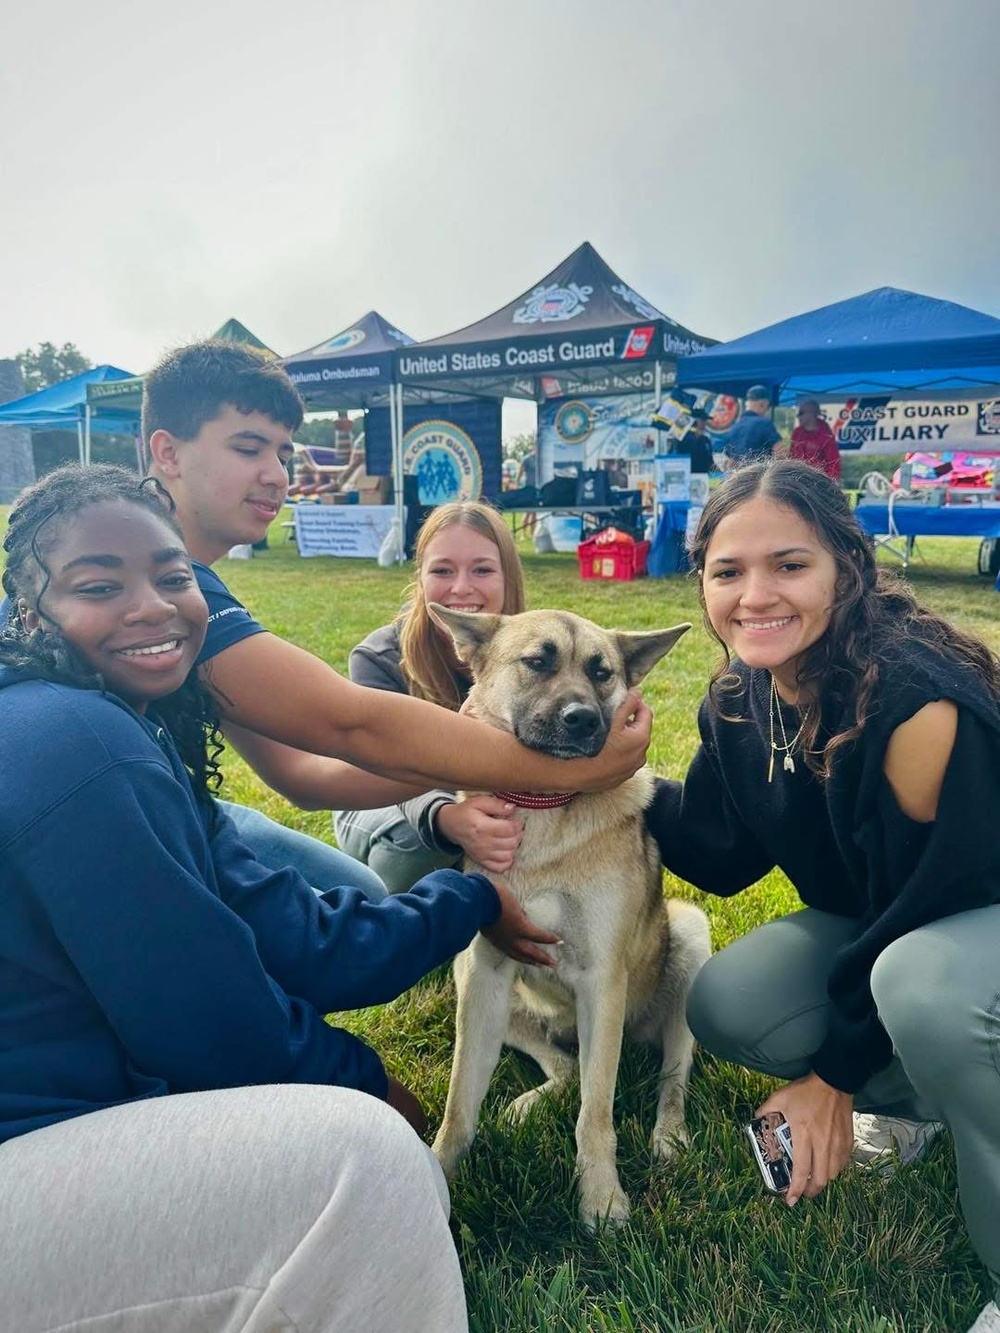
[{"left": 746, "top": 1113, "right": 794, "bottom": 1193}]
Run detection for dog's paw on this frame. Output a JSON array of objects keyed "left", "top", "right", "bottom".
[
  {"left": 579, "top": 1184, "right": 631, "bottom": 1231},
  {"left": 431, "top": 1130, "right": 469, "bottom": 1179},
  {"left": 651, "top": 1119, "right": 689, "bottom": 1163},
  {"left": 503, "top": 1086, "right": 551, "bottom": 1124}
]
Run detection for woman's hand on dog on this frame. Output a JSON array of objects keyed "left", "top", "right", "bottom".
[
  {"left": 482, "top": 880, "right": 562, "bottom": 967},
  {"left": 385, "top": 1074, "right": 429, "bottom": 1138},
  {"left": 436, "top": 796, "right": 523, "bottom": 873}
]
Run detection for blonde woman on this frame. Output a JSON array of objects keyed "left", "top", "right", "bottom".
[{"left": 335, "top": 503, "right": 527, "bottom": 893}]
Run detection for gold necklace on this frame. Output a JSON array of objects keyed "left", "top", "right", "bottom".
[{"left": 768, "top": 675, "right": 808, "bottom": 782}]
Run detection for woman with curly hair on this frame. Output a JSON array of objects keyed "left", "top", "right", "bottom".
[
  {"left": 335, "top": 501, "right": 528, "bottom": 892},
  {"left": 646, "top": 459, "right": 1000, "bottom": 1333},
  {"left": 0, "top": 465, "right": 556, "bottom": 1333}
]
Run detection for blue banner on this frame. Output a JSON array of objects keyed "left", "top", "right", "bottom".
[{"left": 365, "top": 399, "right": 503, "bottom": 502}]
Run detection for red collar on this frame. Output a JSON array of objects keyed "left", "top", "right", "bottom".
[{"left": 493, "top": 789, "right": 578, "bottom": 810}]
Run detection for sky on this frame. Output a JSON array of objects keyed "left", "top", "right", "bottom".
[{"left": 1, "top": 0, "right": 998, "bottom": 438}]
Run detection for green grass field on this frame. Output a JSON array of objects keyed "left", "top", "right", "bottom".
[{"left": 3, "top": 506, "right": 997, "bottom": 1332}]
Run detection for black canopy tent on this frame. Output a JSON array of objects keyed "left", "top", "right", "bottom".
[
  {"left": 282, "top": 311, "right": 500, "bottom": 554},
  {"left": 397, "top": 241, "right": 715, "bottom": 404}
]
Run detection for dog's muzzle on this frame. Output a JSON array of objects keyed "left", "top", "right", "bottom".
[{"left": 516, "top": 701, "right": 609, "bottom": 758}]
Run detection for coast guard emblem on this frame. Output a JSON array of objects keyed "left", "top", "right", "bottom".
[{"left": 513, "top": 283, "right": 593, "bottom": 324}]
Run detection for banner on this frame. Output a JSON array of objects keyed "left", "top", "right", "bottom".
[
  {"left": 538, "top": 392, "right": 660, "bottom": 479},
  {"left": 365, "top": 399, "right": 503, "bottom": 500},
  {"left": 828, "top": 390, "right": 1000, "bottom": 453},
  {"left": 293, "top": 504, "right": 399, "bottom": 558}
]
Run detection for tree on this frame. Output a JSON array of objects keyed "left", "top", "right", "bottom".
[
  {"left": 15, "top": 342, "right": 92, "bottom": 394},
  {"left": 503, "top": 430, "right": 536, "bottom": 464}
]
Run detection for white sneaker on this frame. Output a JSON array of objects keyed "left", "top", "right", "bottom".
[
  {"left": 851, "top": 1113, "right": 943, "bottom": 1171},
  {"left": 967, "top": 1300, "right": 1000, "bottom": 1333}
]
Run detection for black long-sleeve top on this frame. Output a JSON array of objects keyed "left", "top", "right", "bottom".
[{"left": 646, "top": 637, "right": 1000, "bottom": 1093}]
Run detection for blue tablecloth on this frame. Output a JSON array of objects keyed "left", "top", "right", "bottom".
[
  {"left": 853, "top": 501, "right": 1000, "bottom": 590},
  {"left": 647, "top": 501, "right": 691, "bottom": 577},
  {"left": 853, "top": 501, "right": 1000, "bottom": 539}
]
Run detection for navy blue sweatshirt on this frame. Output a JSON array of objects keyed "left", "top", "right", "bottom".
[{"left": 0, "top": 668, "right": 500, "bottom": 1144}]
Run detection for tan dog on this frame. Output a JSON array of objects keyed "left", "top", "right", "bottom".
[{"left": 429, "top": 607, "right": 712, "bottom": 1228}]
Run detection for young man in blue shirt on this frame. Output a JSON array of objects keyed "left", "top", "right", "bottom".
[{"left": 140, "top": 342, "right": 653, "bottom": 884}]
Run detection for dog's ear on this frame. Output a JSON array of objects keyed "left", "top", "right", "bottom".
[
  {"left": 427, "top": 603, "right": 505, "bottom": 669},
  {"left": 614, "top": 623, "right": 691, "bottom": 686}
]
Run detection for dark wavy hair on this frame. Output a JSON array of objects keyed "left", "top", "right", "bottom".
[
  {"left": 141, "top": 340, "right": 303, "bottom": 465},
  {"left": 1, "top": 463, "right": 224, "bottom": 799},
  {"left": 688, "top": 458, "right": 1000, "bottom": 776}
]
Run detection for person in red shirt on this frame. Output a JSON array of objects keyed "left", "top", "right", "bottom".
[{"left": 790, "top": 399, "right": 841, "bottom": 481}]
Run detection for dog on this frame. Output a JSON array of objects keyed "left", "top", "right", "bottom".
[{"left": 429, "top": 606, "right": 712, "bottom": 1228}]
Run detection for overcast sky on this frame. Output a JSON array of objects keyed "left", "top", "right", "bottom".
[{"left": 2, "top": 0, "right": 997, "bottom": 436}]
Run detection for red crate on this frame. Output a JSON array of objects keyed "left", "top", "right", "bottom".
[{"left": 577, "top": 530, "right": 650, "bottom": 581}]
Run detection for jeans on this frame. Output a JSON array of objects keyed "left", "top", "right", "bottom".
[{"left": 220, "top": 800, "right": 387, "bottom": 902}]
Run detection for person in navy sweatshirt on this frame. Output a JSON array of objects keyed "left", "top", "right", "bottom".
[
  {"left": 0, "top": 464, "right": 558, "bottom": 1333},
  {"left": 645, "top": 459, "right": 1000, "bottom": 1333}
]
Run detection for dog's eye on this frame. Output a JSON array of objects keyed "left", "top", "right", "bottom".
[
  {"left": 590, "top": 666, "right": 613, "bottom": 683},
  {"left": 521, "top": 656, "right": 548, "bottom": 672}
]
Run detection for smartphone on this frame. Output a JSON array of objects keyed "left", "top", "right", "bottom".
[{"left": 746, "top": 1112, "right": 794, "bottom": 1193}]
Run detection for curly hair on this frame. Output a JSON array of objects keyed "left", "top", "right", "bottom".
[
  {"left": 1, "top": 463, "right": 224, "bottom": 799},
  {"left": 398, "top": 501, "right": 526, "bottom": 710},
  {"left": 688, "top": 458, "right": 1000, "bottom": 776}
]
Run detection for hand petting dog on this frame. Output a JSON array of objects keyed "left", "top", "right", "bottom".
[
  {"left": 435, "top": 795, "right": 523, "bottom": 873},
  {"left": 483, "top": 881, "right": 561, "bottom": 967}
]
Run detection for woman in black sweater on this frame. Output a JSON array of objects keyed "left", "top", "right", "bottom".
[{"left": 645, "top": 460, "right": 1000, "bottom": 1333}]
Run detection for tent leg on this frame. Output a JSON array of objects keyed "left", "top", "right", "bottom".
[
  {"left": 84, "top": 404, "right": 92, "bottom": 465},
  {"left": 76, "top": 418, "right": 85, "bottom": 465},
  {"left": 392, "top": 383, "right": 406, "bottom": 564}
]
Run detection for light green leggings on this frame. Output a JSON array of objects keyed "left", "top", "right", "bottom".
[{"left": 687, "top": 904, "right": 1000, "bottom": 1297}]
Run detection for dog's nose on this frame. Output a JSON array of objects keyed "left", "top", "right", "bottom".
[{"left": 560, "top": 703, "right": 602, "bottom": 740}]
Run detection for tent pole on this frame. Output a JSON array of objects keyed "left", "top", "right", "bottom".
[
  {"left": 393, "top": 383, "right": 406, "bottom": 564},
  {"left": 84, "top": 404, "right": 92, "bottom": 465},
  {"left": 76, "top": 417, "right": 85, "bottom": 464},
  {"left": 654, "top": 360, "right": 662, "bottom": 404}
]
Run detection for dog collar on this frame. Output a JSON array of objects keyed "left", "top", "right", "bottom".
[{"left": 493, "top": 789, "right": 578, "bottom": 809}]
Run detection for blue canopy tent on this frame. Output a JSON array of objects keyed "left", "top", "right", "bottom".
[
  {"left": 0, "top": 365, "right": 139, "bottom": 464},
  {"left": 676, "top": 287, "right": 1000, "bottom": 401}
]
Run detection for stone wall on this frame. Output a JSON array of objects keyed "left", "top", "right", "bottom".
[{"left": 0, "top": 360, "right": 35, "bottom": 503}]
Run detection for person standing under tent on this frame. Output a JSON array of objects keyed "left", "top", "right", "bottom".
[
  {"left": 722, "top": 384, "right": 782, "bottom": 470},
  {"left": 789, "top": 398, "right": 841, "bottom": 480}
]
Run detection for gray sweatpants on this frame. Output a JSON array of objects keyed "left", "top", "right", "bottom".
[
  {"left": 0, "top": 1084, "right": 469, "bottom": 1332},
  {"left": 334, "top": 806, "right": 461, "bottom": 895},
  {"left": 687, "top": 903, "right": 1000, "bottom": 1297}
]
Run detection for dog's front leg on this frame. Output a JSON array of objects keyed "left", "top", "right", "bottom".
[
  {"left": 432, "top": 939, "right": 517, "bottom": 1179},
  {"left": 574, "top": 970, "right": 630, "bottom": 1228}
]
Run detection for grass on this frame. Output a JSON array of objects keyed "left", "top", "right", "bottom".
[{"left": 3, "top": 505, "right": 997, "bottom": 1332}]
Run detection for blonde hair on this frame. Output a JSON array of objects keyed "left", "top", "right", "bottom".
[{"left": 398, "top": 502, "right": 525, "bottom": 710}]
